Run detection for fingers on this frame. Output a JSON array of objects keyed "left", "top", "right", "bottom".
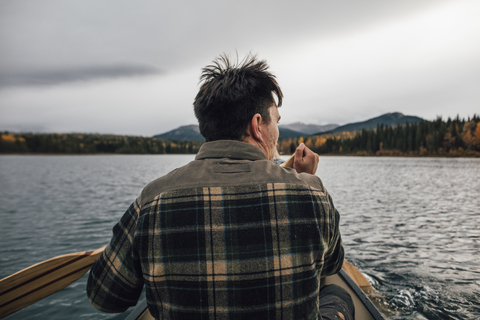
[
  {"left": 293, "top": 143, "right": 319, "bottom": 174},
  {"left": 294, "top": 142, "right": 306, "bottom": 161}
]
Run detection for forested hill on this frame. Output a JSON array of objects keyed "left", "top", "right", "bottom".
[
  {"left": 278, "top": 115, "right": 480, "bottom": 157},
  {"left": 153, "top": 125, "right": 205, "bottom": 142},
  {"left": 325, "top": 112, "right": 424, "bottom": 134},
  {"left": 0, "top": 133, "right": 203, "bottom": 154}
]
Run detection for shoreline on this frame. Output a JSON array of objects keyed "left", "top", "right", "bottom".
[
  {"left": 0, "top": 153, "right": 193, "bottom": 156},
  {"left": 2, "top": 152, "right": 479, "bottom": 158}
]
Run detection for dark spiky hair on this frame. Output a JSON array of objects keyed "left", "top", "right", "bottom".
[{"left": 194, "top": 53, "right": 283, "bottom": 141}]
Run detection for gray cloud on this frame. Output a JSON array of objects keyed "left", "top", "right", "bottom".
[
  {"left": 1, "top": 0, "right": 478, "bottom": 136},
  {"left": 0, "top": 0, "right": 450, "bottom": 79},
  {"left": 0, "top": 64, "right": 162, "bottom": 88}
]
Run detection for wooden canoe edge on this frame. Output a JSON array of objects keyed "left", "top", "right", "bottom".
[
  {"left": 127, "top": 259, "right": 387, "bottom": 320},
  {"left": 125, "top": 299, "right": 152, "bottom": 320},
  {"left": 341, "top": 260, "right": 397, "bottom": 318},
  {"left": 128, "top": 266, "right": 385, "bottom": 320},
  {"left": 342, "top": 260, "right": 374, "bottom": 294}
]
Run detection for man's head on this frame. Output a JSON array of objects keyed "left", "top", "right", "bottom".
[{"left": 194, "top": 53, "right": 283, "bottom": 143}]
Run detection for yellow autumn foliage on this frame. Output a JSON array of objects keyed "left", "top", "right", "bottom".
[
  {"left": 462, "top": 121, "right": 480, "bottom": 150},
  {"left": 1, "top": 134, "right": 26, "bottom": 143},
  {"left": 1, "top": 134, "right": 16, "bottom": 142}
]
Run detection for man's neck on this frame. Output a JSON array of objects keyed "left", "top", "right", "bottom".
[{"left": 242, "top": 135, "right": 272, "bottom": 161}]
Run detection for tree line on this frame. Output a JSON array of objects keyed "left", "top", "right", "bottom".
[
  {"left": 0, "top": 133, "right": 203, "bottom": 154},
  {"left": 278, "top": 115, "right": 480, "bottom": 157},
  {"left": 2, "top": 115, "right": 479, "bottom": 156}
]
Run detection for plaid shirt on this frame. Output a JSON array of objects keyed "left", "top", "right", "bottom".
[{"left": 87, "top": 141, "right": 344, "bottom": 320}]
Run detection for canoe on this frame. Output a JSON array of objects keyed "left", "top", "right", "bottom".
[
  {"left": 0, "top": 251, "right": 387, "bottom": 320},
  {"left": 125, "top": 260, "right": 386, "bottom": 320},
  {"left": 0, "top": 252, "right": 386, "bottom": 320}
]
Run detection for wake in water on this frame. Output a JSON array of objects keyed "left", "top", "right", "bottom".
[{"left": 366, "top": 266, "right": 480, "bottom": 319}]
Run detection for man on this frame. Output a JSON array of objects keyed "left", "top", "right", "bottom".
[{"left": 87, "top": 54, "right": 354, "bottom": 320}]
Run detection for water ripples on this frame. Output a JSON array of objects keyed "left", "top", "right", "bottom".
[
  {"left": 317, "top": 157, "right": 480, "bottom": 319},
  {"left": 0, "top": 155, "right": 478, "bottom": 319}
]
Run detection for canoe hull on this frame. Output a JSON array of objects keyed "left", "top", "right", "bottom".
[{"left": 126, "top": 268, "right": 385, "bottom": 320}]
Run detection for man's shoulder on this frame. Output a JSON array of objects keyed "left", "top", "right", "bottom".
[
  {"left": 140, "top": 161, "right": 199, "bottom": 204},
  {"left": 138, "top": 158, "right": 325, "bottom": 206}
]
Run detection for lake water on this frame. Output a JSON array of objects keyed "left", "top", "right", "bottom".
[{"left": 0, "top": 155, "right": 479, "bottom": 319}]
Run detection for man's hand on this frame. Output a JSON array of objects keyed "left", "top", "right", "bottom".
[{"left": 293, "top": 143, "right": 319, "bottom": 174}]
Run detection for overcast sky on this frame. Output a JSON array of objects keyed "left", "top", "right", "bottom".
[{"left": 1, "top": 0, "right": 479, "bottom": 136}]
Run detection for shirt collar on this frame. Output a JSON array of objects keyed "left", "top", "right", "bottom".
[{"left": 195, "top": 140, "right": 267, "bottom": 161}]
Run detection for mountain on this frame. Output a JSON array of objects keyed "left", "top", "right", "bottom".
[
  {"left": 153, "top": 125, "right": 205, "bottom": 142},
  {"left": 323, "top": 112, "right": 424, "bottom": 134},
  {"left": 278, "top": 127, "right": 304, "bottom": 138},
  {"left": 153, "top": 125, "right": 307, "bottom": 140},
  {"left": 153, "top": 112, "right": 425, "bottom": 141},
  {"left": 279, "top": 122, "right": 339, "bottom": 135}
]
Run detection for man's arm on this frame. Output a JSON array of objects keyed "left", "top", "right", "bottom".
[
  {"left": 282, "top": 144, "right": 344, "bottom": 276},
  {"left": 87, "top": 199, "right": 144, "bottom": 313},
  {"left": 320, "top": 193, "right": 345, "bottom": 277}
]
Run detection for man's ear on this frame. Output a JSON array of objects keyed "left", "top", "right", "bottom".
[{"left": 249, "top": 113, "right": 263, "bottom": 142}]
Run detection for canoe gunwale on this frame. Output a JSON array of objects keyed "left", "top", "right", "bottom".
[
  {"left": 125, "top": 270, "right": 385, "bottom": 320},
  {"left": 337, "top": 269, "right": 385, "bottom": 320},
  {"left": 125, "top": 299, "right": 148, "bottom": 320}
]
